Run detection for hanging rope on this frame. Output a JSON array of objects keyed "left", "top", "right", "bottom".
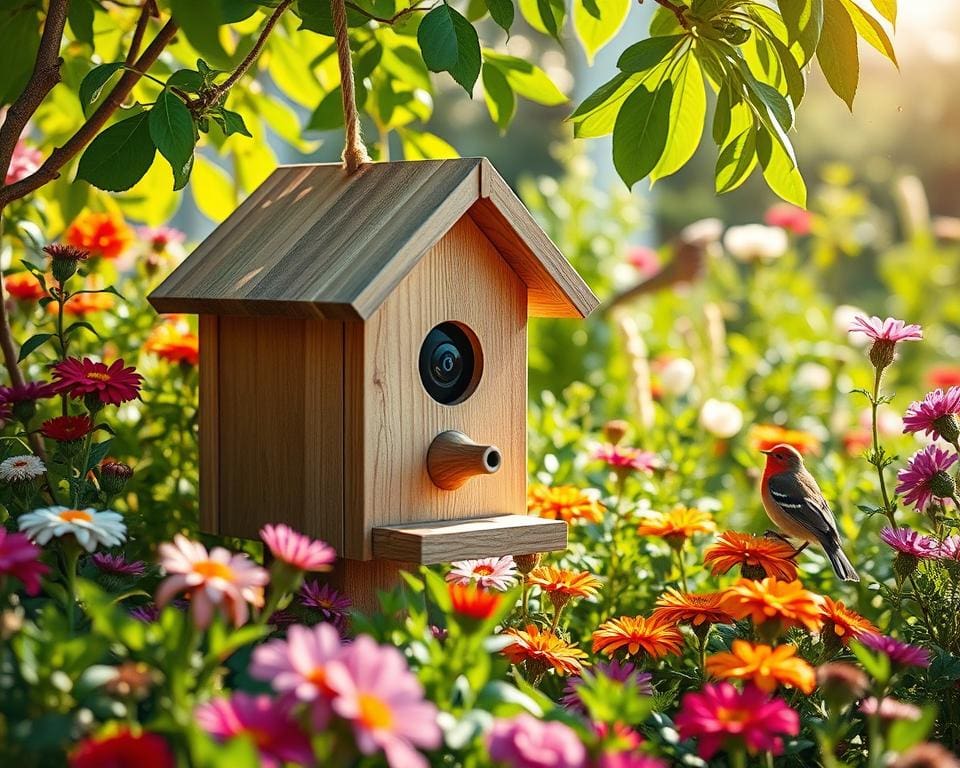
[{"left": 331, "top": 0, "right": 370, "bottom": 173}]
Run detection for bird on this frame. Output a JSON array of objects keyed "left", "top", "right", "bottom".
[{"left": 760, "top": 443, "right": 859, "bottom": 582}]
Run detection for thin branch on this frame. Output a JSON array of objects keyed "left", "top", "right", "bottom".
[
  {"left": 642, "top": 0, "right": 690, "bottom": 29},
  {"left": 344, "top": 1, "right": 435, "bottom": 25},
  {"left": 125, "top": 0, "right": 158, "bottom": 66}
]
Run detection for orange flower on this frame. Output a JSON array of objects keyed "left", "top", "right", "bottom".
[
  {"left": 749, "top": 424, "right": 820, "bottom": 455},
  {"left": 706, "top": 640, "right": 816, "bottom": 694},
  {"left": 704, "top": 531, "right": 798, "bottom": 581},
  {"left": 637, "top": 506, "right": 715, "bottom": 547},
  {"left": 65, "top": 211, "right": 133, "bottom": 259},
  {"left": 48, "top": 290, "right": 114, "bottom": 316},
  {"left": 146, "top": 316, "right": 199, "bottom": 366},
  {"left": 721, "top": 578, "right": 824, "bottom": 637},
  {"left": 651, "top": 589, "right": 734, "bottom": 627},
  {"left": 448, "top": 582, "right": 501, "bottom": 621},
  {"left": 501, "top": 624, "right": 587, "bottom": 676},
  {"left": 820, "top": 596, "right": 878, "bottom": 643},
  {"left": 527, "top": 483, "right": 604, "bottom": 525},
  {"left": 527, "top": 566, "right": 601, "bottom": 609},
  {"left": 5, "top": 272, "right": 45, "bottom": 301},
  {"left": 592, "top": 615, "right": 684, "bottom": 659}
]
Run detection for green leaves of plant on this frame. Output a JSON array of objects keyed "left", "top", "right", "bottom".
[
  {"left": 574, "top": 0, "right": 630, "bottom": 64},
  {"left": 612, "top": 80, "right": 673, "bottom": 189},
  {"left": 76, "top": 112, "right": 156, "bottom": 193},
  {"left": 817, "top": 0, "right": 859, "bottom": 109},
  {"left": 150, "top": 90, "right": 197, "bottom": 191},
  {"left": 480, "top": 51, "right": 566, "bottom": 132},
  {"left": 78, "top": 63, "right": 125, "bottom": 116},
  {"left": 417, "top": 5, "right": 481, "bottom": 94}
]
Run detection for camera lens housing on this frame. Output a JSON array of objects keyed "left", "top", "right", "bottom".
[{"left": 418, "top": 322, "right": 482, "bottom": 405}]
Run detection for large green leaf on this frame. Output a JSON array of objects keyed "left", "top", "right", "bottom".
[
  {"left": 715, "top": 127, "right": 757, "bottom": 193},
  {"left": 482, "top": 62, "right": 516, "bottom": 131},
  {"left": 839, "top": 0, "right": 897, "bottom": 66},
  {"left": 617, "top": 34, "right": 684, "bottom": 73},
  {"left": 149, "top": 90, "right": 197, "bottom": 191},
  {"left": 191, "top": 156, "right": 237, "bottom": 222},
  {"left": 399, "top": 128, "right": 459, "bottom": 159},
  {"left": 573, "top": 0, "right": 630, "bottom": 64},
  {"left": 417, "top": 5, "right": 482, "bottom": 94},
  {"left": 0, "top": 3, "right": 40, "bottom": 105},
  {"left": 519, "top": 0, "right": 565, "bottom": 39},
  {"left": 76, "top": 112, "right": 157, "bottom": 192},
  {"left": 487, "top": 0, "right": 515, "bottom": 34},
  {"left": 297, "top": 0, "right": 366, "bottom": 35},
  {"left": 482, "top": 51, "right": 566, "bottom": 105},
  {"left": 778, "top": 0, "right": 824, "bottom": 64},
  {"left": 817, "top": 0, "right": 859, "bottom": 109},
  {"left": 78, "top": 62, "right": 125, "bottom": 115},
  {"left": 757, "top": 127, "right": 806, "bottom": 206},
  {"left": 612, "top": 80, "right": 673, "bottom": 189},
  {"left": 651, "top": 51, "right": 705, "bottom": 181},
  {"left": 68, "top": 0, "right": 96, "bottom": 46},
  {"left": 169, "top": 0, "right": 231, "bottom": 68}
]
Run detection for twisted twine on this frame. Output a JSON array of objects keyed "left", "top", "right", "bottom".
[{"left": 331, "top": 0, "right": 370, "bottom": 173}]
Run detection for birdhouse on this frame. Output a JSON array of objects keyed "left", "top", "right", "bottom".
[{"left": 148, "top": 158, "right": 597, "bottom": 568}]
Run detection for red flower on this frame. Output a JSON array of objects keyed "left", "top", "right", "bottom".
[
  {"left": 449, "top": 582, "right": 502, "bottom": 621},
  {"left": 53, "top": 357, "right": 142, "bottom": 406},
  {"left": 69, "top": 729, "right": 174, "bottom": 768},
  {"left": 65, "top": 211, "right": 133, "bottom": 259},
  {"left": 5, "top": 272, "right": 45, "bottom": 301},
  {"left": 40, "top": 414, "right": 94, "bottom": 442},
  {"left": 764, "top": 203, "right": 813, "bottom": 235}
]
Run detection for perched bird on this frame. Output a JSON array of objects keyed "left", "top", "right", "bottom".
[{"left": 760, "top": 443, "right": 859, "bottom": 582}]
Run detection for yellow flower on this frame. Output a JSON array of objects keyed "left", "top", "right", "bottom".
[
  {"left": 707, "top": 640, "right": 816, "bottom": 694},
  {"left": 721, "top": 578, "right": 825, "bottom": 637},
  {"left": 502, "top": 624, "right": 588, "bottom": 676},
  {"left": 592, "top": 615, "right": 684, "bottom": 659},
  {"left": 527, "top": 483, "right": 605, "bottom": 524},
  {"left": 704, "top": 531, "right": 799, "bottom": 581},
  {"left": 637, "top": 506, "right": 715, "bottom": 547}
]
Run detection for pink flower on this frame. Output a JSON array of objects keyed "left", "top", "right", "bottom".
[
  {"left": 487, "top": 713, "right": 587, "bottom": 768},
  {"left": 260, "top": 523, "right": 335, "bottom": 572},
  {"left": 857, "top": 633, "right": 930, "bottom": 668},
  {"left": 91, "top": 552, "right": 146, "bottom": 576},
  {"left": 764, "top": 203, "right": 813, "bottom": 235},
  {"left": 592, "top": 443, "right": 659, "bottom": 474},
  {"left": 626, "top": 246, "right": 661, "bottom": 277},
  {"left": 896, "top": 445, "right": 959, "bottom": 511},
  {"left": 0, "top": 529, "right": 48, "bottom": 595},
  {"left": 0, "top": 381, "right": 58, "bottom": 405},
  {"left": 561, "top": 660, "right": 653, "bottom": 713},
  {"left": 300, "top": 580, "right": 351, "bottom": 628},
  {"left": 939, "top": 535, "right": 960, "bottom": 560},
  {"left": 5, "top": 140, "right": 41, "bottom": 186},
  {"left": 195, "top": 693, "right": 313, "bottom": 768},
  {"left": 155, "top": 535, "right": 268, "bottom": 628},
  {"left": 52, "top": 357, "right": 143, "bottom": 406},
  {"left": 326, "top": 635, "right": 442, "bottom": 768},
  {"left": 674, "top": 683, "right": 799, "bottom": 759},
  {"left": 137, "top": 226, "right": 185, "bottom": 253},
  {"left": 880, "top": 527, "right": 941, "bottom": 559},
  {"left": 903, "top": 388, "right": 960, "bottom": 442},
  {"left": 446, "top": 556, "right": 517, "bottom": 591},
  {"left": 848, "top": 316, "right": 923, "bottom": 343},
  {"left": 859, "top": 697, "right": 923, "bottom": 722}
]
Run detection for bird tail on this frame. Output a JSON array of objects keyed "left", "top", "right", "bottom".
[{"left": 826, "top": 545, "right": 859, "bottom": 582}]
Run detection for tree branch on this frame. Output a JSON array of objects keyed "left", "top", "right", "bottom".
[
  {"left": 344, "top": 1, "right": 435, "bottom": 25},
  {"left": 643, "top": 0, "right": 690, "bottom": 29},
  {"left": 125, "top": 0, "right": 159, "bottom": 66}
]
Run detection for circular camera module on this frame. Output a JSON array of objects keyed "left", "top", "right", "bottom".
[{"left": 418, "top": 322, "right": 482, "bottom": 405}]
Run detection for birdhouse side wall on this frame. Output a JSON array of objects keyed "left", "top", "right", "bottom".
[{"left": 343, "top": 215, "right": 528, "bottom": 560}]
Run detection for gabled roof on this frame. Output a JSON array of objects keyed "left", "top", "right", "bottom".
[{"left": 148, "top": 158, "right": 598, "bottom": 321}]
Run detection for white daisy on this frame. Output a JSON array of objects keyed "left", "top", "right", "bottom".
[
  {"left": 0, "top": 455, "right": 46, "bottom": 483},
  {"left": 18, "top": 506, "right": 126, "bottom": 552}
]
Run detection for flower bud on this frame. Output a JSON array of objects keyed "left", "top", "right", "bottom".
[
  {"left": 934, "top": 413, "right": 960, "bottom": 446},
  {"left": 43, "top": 244, "right": 89, "bottom": 285},
  {"left": 816, "top": 662, "right": 869, "bottom": 707},
  {"left": 100, "top": 460, "right": 133, "bottom": 495},
  {"left": 929, "top": 470, "right": 957, "bottom": 500},
  {"left": 893, "top": 551, "right": 919, "bottom": 582},
  {"left": 603, "top": 420, "right": 629, "bottom": 446},
  {"left": 869, "top": 339, "right": 896, "bottom": 371},
  {"left": 11, "top": 398, "right": 36, "bottom": 426},
  {"left": 514, "top": 552, "right": 541, "bottom": 575}
]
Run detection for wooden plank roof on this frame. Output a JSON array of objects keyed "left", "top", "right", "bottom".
[{"left": 148, "top": 158, "right": 598, "bottom": 321}]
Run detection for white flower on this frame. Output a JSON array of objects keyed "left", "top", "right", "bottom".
[
  {"left": 0, "top": 455, "right": 46, "bottom": 483},
  {"left": 681, "top": 218, "right": 724, "bottom": 245},
  {"left": 19, "top": 506, "right": 126, "bottom": 552},
  {"left": 659, "top": 358, "right": 696, "bottom": 397},
  {"left": 834, "top": 305, "right": 870, "bottom": 347},
  {"left": 796, "top": 362, "right": 832, "bottom": 391},
  {"left": 699, "top": 399, "right": 744, "bottom": 439},
  {"left": 723, "top": 224, "right": 788, "bottom": 262}
]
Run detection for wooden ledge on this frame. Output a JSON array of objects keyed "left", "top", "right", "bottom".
[{"left": 371, "top": 515, "right": 567, "bottom": 564}]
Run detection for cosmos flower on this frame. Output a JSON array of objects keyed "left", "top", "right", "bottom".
[
  {"left": 849, "top": 315, "right": 923, "bottom": 370},
  {"left": 91, "top": 552, "right": 146, "bottom": 576},
  {"left": 857, "top": 633, "right": 931, "bottom": 668},
  {"left": 250, "top": 622, "right": 343, "bottom": 709},
  {"left": 591, "top": 443, "right": 659, "bottom": 473},
  {"left": 69, "top": 728, "right": 174, "bottom": 768},
  {"left": 53, "top": 357, "right": 143, "bottom": 407},
  {"left": 300, "top": 580, "right": 352, "bottom": 627},
  {"left": 19, "top": 506, "right": 126, "bottom": 553},
  {"left": 0, "top": 455, "right": 46, "bottom": 483},
  {"left": 651, "top": 589, "right": 734, "bottom": 627},
  {"left": 720, "top": 578, "right": 824, "bottom": 636},
  {"left": 592, "top": 615, "right": 684, "bottom": 659},
  {"left": 502, "top": 624, "right": 588, "bottom": 676},
  {"left": 446, "top": 556, "right": 517, "bottom": 591},
  {"left": 0, "top": 529, "right": 48, "bottom": 595},
  {"left": 706, "top": 641, "right": 815, "bottom": 694},
  {"left": 138, "top": 225, "right": 186, "bottom": 253},
  {"left": 260, "top": 523, "right": 336, "bottom": 572},
  {"left": 145, "top": 316, "right": 199, "bottom": 366},
  {"left": 895, "top": 445, "right": 958, "bottom": 512},
  {"left": 903, "top": 387, "right": 960, "bottom": 443},
  {"left": 938, "top": 535, "right": 960, "bottom": 560},
  {"left": 880, "top": 527, "right": 941, "bottom": 559},
  {"left": 40, "top": 414, "right": 94, "bottom": 442},
  {"left": 819, "top": 597, "right": 878, "bottom": 643},
  {"left": 488, "top": 714, "right": 587, "bottom": 768},
  {"left": 448, "top": 582, "right": 502, "bottom": 621},
  {"left": 704, "top": 532, "right": 798, "bottom": 581},
  {"left": 65, "top": 210, "right": 133, "bottom": 259},
  {"left": 561, "top": 660, "right": 653, "bottom": 713},
  {"left": 527, "top": 483, "right": 605, "bottom": 524},
  {"left": 636, "top": 507, "right": 715, "bottom": 547}
]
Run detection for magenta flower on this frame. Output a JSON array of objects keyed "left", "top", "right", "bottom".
[
  {"left": 903, "top": 387, "right": 960, "bottom": 442},
  {"left": 592, "top": 443, "right": 659, "bottom": 474},
  {"left": 129, "top": 604, "right": 161, "bottom": 623},
  {"left": 0, "top": 381, "right": 57, "bottom": 405},
  {"left": 0, "top": 529, "right": 48, "bottom": 596},
  {"left": 300, "top": 580, "right": 351, "bottom": 628},
  {"left": 880, "top": 527, "right": 941, "bottom": 559},
  {"left": 848, "top": 316, "right": 923, "bottom": 343},
  {"left": 939, "top": 535, "right": 960, "bottom": 560},
  {"left": 91, "top": 552, "right": 146, "bottom": 576},
  {"left": 325, "top": 635, "right": 442, "bottom": 768},
  {"left": 488, "top": 713, "right": 587, "bottom": 768},
  {"left": 859, "top": 697, "right": 922, "bottom": 721},
  {"left": 138, "top": 226, "right": 185, "bottom": 252},
  {"left": 561, "top": 660, "right": 653, "bottom": 713},
  {"left": 446, "top": 556, "right": 517, "bottom": 591},
  {"left": 260, "top": 524, "right": 335, "bottom": 572},
  {"left": 896, "top": 445, "right": 959, "bottom": 511},
  {"left": 195, "top": 693, "right": 313, "bottom": 768},
  {"left": 857, "top": 633, "right": 931, "bottom": 668},
  {"left": 674, "top": 683, "right": 799, "bottom": 759}
]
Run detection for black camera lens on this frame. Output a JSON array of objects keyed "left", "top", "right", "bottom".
[{"left": 419, "top": 322, "right": 480, "bottom": 404}]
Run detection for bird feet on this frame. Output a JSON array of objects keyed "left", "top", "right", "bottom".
[{"left": 763, "top": 529, "right": 793, "bottom": 545}]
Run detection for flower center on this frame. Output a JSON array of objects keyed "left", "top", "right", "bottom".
[
  {"left": 473, "top": 565, "right": 495, "bottom": 577},
  {"left": 12, "top": 460, "right": 28, "bottom": 468},
  {"left": 357, "top": 693, "right": 393, "bottom": 730},
  {"left": 716, "top": 706, "right": 750, "bottom": 726},
  {"left": 85, "top": 371, "right": 111, "bottom": 382},
  {"left": 193, "top": 559, "right": 234, "bottom": 581},
  {"left": 59, "top": 509, "right": 92, "bottom": 523}
]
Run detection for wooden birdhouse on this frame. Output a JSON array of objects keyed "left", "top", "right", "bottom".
[{"left": 148, "top": 158, "right": 597, "bottom": 573}]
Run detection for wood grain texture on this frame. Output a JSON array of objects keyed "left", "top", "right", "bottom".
[
  {"left": 344, "top": 216, "right": 528, "bottom": 559},
  {"left": 426, "top": 430, "right": 501, "bottom": 490},
  {"left": 199, "top": 315, "right": 219, "bottom": 534},
  {"left": 372, "top": 515, "right": 567, "bottom": 564},
  {"left": 147, "top": 159, "right": 597, "bottom": 321}
]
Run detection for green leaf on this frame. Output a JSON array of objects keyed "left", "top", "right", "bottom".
[
  {"left": 308, "top": 88, "right": 345, "bottom": 131},
  {"left": 757, "top": 127, "right": 806, "bottom": 206},
  {"left": 487, "top": 0, "right": 515, "bottom": 34},
  {"left": 64, "top": 321, "right": 102, "bottom": 340},
  {"left": 649, "top": 5, "right": 682, "bottom": 34},
  {"left": 887, "top": 704, "right": 936, "bottom": 753},
  {"left": 399, "top": 128, "right": 459, "bottom": 159},
  {"left": 76, "top": 112, "right": 157, "bottom": 192},
  {"left": 839, "top": 0, "right": 897, "bottom": 66},
  {"left": 817, "top": 0, "right": 859, "bottom": 109},
  {"left": 778, "top": 0, "right": 824, "bottom": 63},
  {"left": 149, "top": 90, "right": 197, "bottom": 191},
  {"left": 482, "top": 51, "right": 566, "bottom": 105},
  {"left": 17, "top": 333, "right": 53, "bottom": 362},
  {"left": 170, "top": 0, "right": 230, "bottom": 68},
  {"left": 0, "top": 3, "right": 40, "bottom": 105},
  {"left": 612, "top": 80, "right": 673, "bottom": 189},
  {"left": 715, "top": 127, "right": 757, "bottom": 193},
  {"left": 192, "top": 156, "right": 236, "bottom": 222},
  {"left": 651, "top": 50, "right": 705, "bottom": 181},
  {"left": 870, "top": 0, "right": 895, "bottom": 26},
  {"left": 167, "top": 69, "right": 206, "bottom": 93},
  {"left": 574, "top": 0, "right": 630, "bottom": 64},
  {"left": 482, "top": 62, "right": 516, "bottom": 131},
  {"left": 85, "top": 440, "right": 113, "bottom": 474},
  {"left": 297, "top": 0, "right": 366, "bottom": 35},
  {"left": 417, "top": 5, "right": 482, "bottom": 94},
  {"left": 79, "top": 63, "right": 125, "bottom": 115},
  {"left": 68, "top": 0, "right": 96, "bottom": 46},
  {"left": 570, "top": 71, "right": 642, "bottom": 138},
  {"left": 216, "top": 108, "right": 253, "bottom": 137},
  {"left": 617, "top": 33, "right": 684, "bottom": 72},
  {"left": 519, "top": 0, "right": 565, "bottom": 39}
]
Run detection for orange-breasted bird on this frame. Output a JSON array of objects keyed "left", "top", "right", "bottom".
[{"left": 760, "top": 443, "right": 859, "bottom": 582}]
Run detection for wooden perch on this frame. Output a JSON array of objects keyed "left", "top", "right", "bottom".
[{"left": 427, "top": 430, "right": 501, "bottom": 490}]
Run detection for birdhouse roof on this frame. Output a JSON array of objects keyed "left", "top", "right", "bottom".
[{"left": 148, "top": 158, "right": 598, "bottom": 321}]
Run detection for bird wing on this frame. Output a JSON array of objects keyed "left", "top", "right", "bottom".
[{"left": 766, "top": 471, "right": 841, "bottom": 544}]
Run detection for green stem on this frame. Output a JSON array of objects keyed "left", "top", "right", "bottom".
[
  {"left": 676, "top": 547, "right": 689, "bottom": 593},
  {"left": 62, "top": 539, "right": 81, "bottom": 634},
  {"left": 603, "top": 473, "right": 628, "bottom": 615},
  {"left": 73, "top": 430, "right": 94, "bottom": 507},
  {"left": 549, "top": 601, "right": 566, "bottom": 633},
  {"left": 520, "top": 578, "right": 529, "bottom": 621},
  {"left": 870, "top": 365, "right": 896, "bottom": 528},
  {"left": 731, "top": 746, "right": 748, "bottom": 768},
  {"left": 56, "top": 289, "right": 68, "bottom": 416}
]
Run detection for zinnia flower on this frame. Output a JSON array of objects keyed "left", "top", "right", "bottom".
[
  {"left": 488, "top": 713, "right": 587, "bottom": 768},
  {"left": 819, "top": 596, "right": 878, "bottom": 643},
  {"left": 527, "top": 483, "right": 605, "bottom": 524},
  {"left": 849, "top": 315, "right": 923, "bottom": 370},
  {"left": 156, "top": 534, "right": 268, "bottom": 628},
  {"left": 903, "top": 387, "right": 960, "bottom": 444},
  {"left": 260, "top": 523, "right": 335, "bottom": 572},
  {"left": 860, "top": 697, "right": 923, "bottom": 722},
  {"left": 675, "top": 682, "right": 799, "bottom": 758},
  {"left": 896, "top": 445, "right": 958, "bottom": 511},
  {"left": 704, "top": 531, "right": 798, "bottom": 581},
  {"left": 0, "top": 455, "right": 46, "bottom": 483},
  {"left": 325, "top": 634, "right": 442, "bottom": 768},
  {"left": 145, "top": 316, "right": 199, "bottom": 366},
  {"left": 636, "top": 506, "right": 715, "bottom": 547},
  {"left": 592, "top": 615, "right": 684, "bottom": 659},
  {"left": 6, "top": 140, "right": 41, "bottom": 186},
  {"left": 300, "top": 580, "right": 352, "bottom": 627},
  {"left": 857, "top": 633, "right": 931, "bottom": 668},
  {"left": 53, "top": 357, "right": 143, "bottom": 407},
  {"left": 651, "top": 589, "right": 734, "bottom": 627},
  {"left": 527, "top": 566, "right": 601, "bottom": 609},
  {"left": 0, "top": 529, "right": 48, "bottom": 595},
  {"left": 561, "top": 660, "right": 653, "bottom": 713},
  {"left": 592, "top": 443, "right": 659, "bottom": 473},
  {"left": 880, "top": 527, "right": 941, "bottom": 559},
  {"left": 19, "top": 506, "right": 126, "bottom": 552},
  {"left": 91, "top": 552, "right": 146, "bottom": 576},
  {"left": 251, "top": 622, "right": 343, "bottom": 710},
  {"left": 764, "top": 203, "right": 813, "bottom": 235},
  {"left": 749, "top": 424, "right": 820, "bottom": 454},
  {"left": 0, "top": 381, "right": 58, "bottom": 405},
  {"left": 5, "top": 272, "right": 45, "bottom": 301},
  {"left": 195, "top": 693, "right": 313, "bottom": 768},
  {"left": 65, "top": 211, "right": 133, "bottom": 259},
  {"left": 502, "top": 624, "right": 589, "bottom": 676},
  {"left": 69, "top": 728, "right": 174, "bottom": 768},
  {"left": 40, "top": 414, "right": 94, "bottom": 442},
  {"left": 446, "top": 556, "right": 517, "bottom": 590},
  {"left": 720, "top": 578, "right": 824, "bottom": 636},
  {"left": 706, "top": 640, "right": 815, "bottom": 694},
  {"left": 448, "top": 582, "right": 502, "bottom": 621}
]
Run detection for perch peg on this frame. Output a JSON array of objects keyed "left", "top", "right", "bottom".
[{"left": 427, "top": 430, "right": 501, "bottom": 490}]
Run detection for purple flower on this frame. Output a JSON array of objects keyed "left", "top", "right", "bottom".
[
  {"left": 903, "top": 388, "right": 960, "bottom": 443},
  {"left": 880, "top": 527, "right": 941, "bottom": 559},
  {"left": 939, "top": 535, "right": 960, "bottom": 560},
  {"left": 896, "top": 445, "right": 958, "bottom": 511},
  {"left": 0, "top": 381, "right": 58, "bottom": 405},
  {"left": 848, "top": 316, "right": 923, "bottom": 343},
  {"left": 91, "top": 552, "right": 146, "bottom": 576},
  {"left": 488, "top": 713, "right": 587, "bottom": 768},
  {"left": 858, "top": 633, "right": 931, "bottom": 668},
  {"left": 129, "top": 603, "right": 160, "bottom": 623},
  {"left": 561, "top": 660, "right": 654, "bottom": 712},
  {"left": 299, "top": 581, "right": 351, "bottom": 628}
]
